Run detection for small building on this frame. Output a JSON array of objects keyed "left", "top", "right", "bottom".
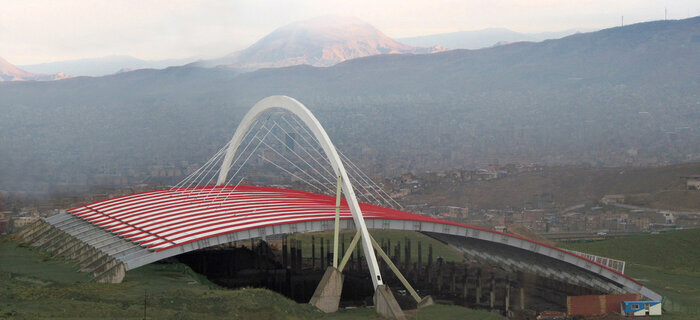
[
  {"left": 0, "top": 212, "right": 8, "bottom": 235},
  {"left": 683, "top": 175, "right": 700, "bottom": 190},
  {"left": 494, "top": 225, "right": 507, "bottom": 233},
  {"left": 621, "top": 300, "right": 662, "bottom": 317},
  {"left": 601, "top": 194, "right": 625, "bottom": 205},
  {"left": 11, "top": 216, "right": 38, "bottom": 231},
  {"left": 568, "top": 294, "right": 641, "bottom": 317},
  {"left": 663, "top": 212, "right": 675, "bottom": 224},
  {"left": 442, "top": 206, "right": 469, "bottom": 218}
]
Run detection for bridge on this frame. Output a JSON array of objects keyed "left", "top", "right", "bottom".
[{"left": 17, "top": 95, "right": 661, "bottom": 317}]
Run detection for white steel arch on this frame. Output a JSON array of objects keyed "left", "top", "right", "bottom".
[{"left": 216, "top": 95, "right": 385, "bottom": 288}]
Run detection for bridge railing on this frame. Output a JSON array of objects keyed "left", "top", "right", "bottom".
[{"left": 569, "top": 250, "right": 626, "bottom": 274}]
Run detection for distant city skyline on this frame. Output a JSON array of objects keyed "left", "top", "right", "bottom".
[{"left": 2, "top": 0, "right": 699, "bottom": 65}]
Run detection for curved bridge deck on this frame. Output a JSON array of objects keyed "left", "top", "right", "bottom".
[{"left": 18, "top": 185, "right": 660, "bottom": 301}]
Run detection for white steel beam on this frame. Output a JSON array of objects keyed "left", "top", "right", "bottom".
[{"left": 216, "top": 95, "right": 385, "bottom": 288}]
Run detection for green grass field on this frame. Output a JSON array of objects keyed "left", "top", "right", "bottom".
[
  {"left": 0, "top": 235, "right": 502, "bottom": 319},
  {"left": 562, "top": 228, "right": 699, "bottom": 276},
  {"left": 560, "top": 228, "right": 700, "bottom": 318}
]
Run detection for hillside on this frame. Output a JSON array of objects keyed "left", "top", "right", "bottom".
[
  {"left": 0, "top": 236, "right": 503, "bottom": 319},
  {"left": 397, "top": 28, "right": 589, "bottom": 49},
  {"left": 0, "top": 57, "right": 68, "bottom": 81},
  {"left": 19, "top": 55, "right": 196, "bottom": 77},
  {"left": 403, "top": 162, "right": 700, "bottom": 210},
  {"left": 0, "top": 17, "right": 699, "bottom": 193}
]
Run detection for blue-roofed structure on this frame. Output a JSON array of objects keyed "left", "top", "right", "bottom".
[{"left": 621, "top": 300, "right": 662, "bottom": 316}]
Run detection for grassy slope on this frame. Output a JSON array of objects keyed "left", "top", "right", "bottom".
[
  {"left": 560, "top": 228, "right": 700, "bottom": 318},
  {"left": 405, "top": 162, "right": 700, "bottom": 210},
  {"left": 561, "top": 228, "right": 699, "bottom": 276},
  {"left": 0, "top": 236, "right": 501, "bottom": 319}
]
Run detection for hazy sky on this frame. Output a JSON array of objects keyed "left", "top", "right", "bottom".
[{"left": 2, "top": 0, "right": 699, "bottom": 64}]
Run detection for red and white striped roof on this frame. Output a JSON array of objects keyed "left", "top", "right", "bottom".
[
  {"left": 69, "top": 186, "right": 445, "bottom": 251},
  {"left": 68, "top": 185, "right": 641, "bottom": 285}
]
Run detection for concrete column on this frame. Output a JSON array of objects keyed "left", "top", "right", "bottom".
[
  {"left": 476, "top": 270, "right": 482, "bottom": 305},
  {"left": 290, "top": 239, "right": 295, "bottom": 270},
  {"left": 463, "top": 268, "right": 469, "bottom": 300},
  {"left": 296, "top": 240, "right": 302, "bottom": 272},
  {"left": 387, "top": 239, "right": 391, "bottom": 260},
  {"left": 341, "top": 235, "right": 345, "bottom": 263},
  {"left": 417, "top": 241, "right": 422, "bottom": 274},
  {"left": 517, "top": 271, "right": 533, "bottom": 310},
  {"left": 285, "top": 266, "right": 292, "bottom": 297},
  {"left": 312, "top": 236, "right": 316, "bottom": 271},
  {"left": 283, "top": 237, "right": 288, "bottom": 267},
  {"left": 505, "top": 276, "right": 511, "bottom": 312},
  {"left": 395, "top": 242, "right": 401, "bottom": 264},
  {"left": 437, "top": 267, "right": 442, "bottom": 291},
  {"left": 450, "top": 265, "right": 456, "bottom": 294},
  {"left": 320, "top": 237, "right": 324, "bottom": 269},
  {"left": 490, "top": 274, "right": 495, "bottom": 309},
  {"left": 355, "top": 240, "right": 361, "bottom": 271},
  {"left": 405, "top": 238, "right": 411, "bottom": 270}
]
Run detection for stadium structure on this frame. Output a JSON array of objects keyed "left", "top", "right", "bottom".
[{"left": 17, "top": 96, "right": 661, "bottom": 318}]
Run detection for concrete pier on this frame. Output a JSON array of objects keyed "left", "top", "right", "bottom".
[
  {"left": 374, "top": 285, "right": 406, "bottom": 320},
  {"left": 309, "top": 267, "right": 344, "bottom": 313}
]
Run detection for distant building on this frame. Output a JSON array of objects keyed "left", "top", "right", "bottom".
[
  {"left": 601, "top": 194, "right": 625, "bottom": 205},
  {"left": 663, "top": 212, "right": 675, "bottom": 224},
  {"left": 682, "top": 175, "right": 700, "bottom": 190},
  {"left": 390, "top": 188, "right": 410, "bottom": 198},
  {"left": 441, "top": 206, "right": 469, "bottom": 218},
  {"left": 0, "top": 211, "right": 9, "bottom": 235},
  {"left": 631, "top": 217, "right": 651, "bottom": 230},
  {"left": 12, "top": 216, "right": 38, "bottom": 231}
]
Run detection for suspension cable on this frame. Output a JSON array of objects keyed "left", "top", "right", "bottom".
[
  {"left": 259, "top": 155, "right": 324, "bottom": 193},
  {"left": 339, "top": 150, "right": 402, "bottom": 209},
  {"left": 207, "top": 120, "right": 277, "bottom": 203},
  {"left": 254, "top": 124, "right": 335, "bottom": 195},
  {"left": 287, "top": 114, "right": 386, "bottom": 205},
  {"left": 268, "top": 120, "right": 336, "bottom": 187}
]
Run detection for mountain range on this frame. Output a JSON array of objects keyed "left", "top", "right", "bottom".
[
  {"left": 192, "top": 16, "right": 443, "bottom": 69},
  {"left": 10, "top": 16, "right": 443, "bottom": 77},
  {"left": 0, "top": 57, "right": 68, "bottom": 81},
  {"left": 5, "top": 17, "right": 592, "bottom": 77},
  {"left": 19, "top": 55, "right": 196, "bottom": 77},
  {"left": 0, "top": 16, "right": 698, "bottom": 193},
  {"left": 397, "top": 27, "right": 596, "bottom": 49}
]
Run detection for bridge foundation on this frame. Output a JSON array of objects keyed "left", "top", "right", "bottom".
[
  {"left": 309, "top": 267, "right": 344, "bottom": 313},
  {"left": 374, "top": 285, "right": 406, "bottom": 320}
]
